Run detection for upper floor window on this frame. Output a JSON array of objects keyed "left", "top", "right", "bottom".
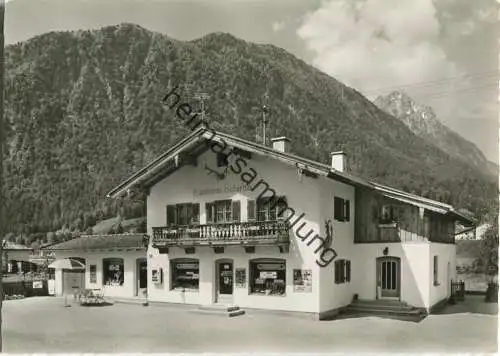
[
  {"left": 379, "top": 204, "right": 401, "bottom": 225},
  {"left": 206, "top": 200, "right": 241, "bottom": 223},
  {"left": 334, "top": 196, "right": 350, "bottom": 222},
  {"left": 255, "top": 196, "right": 287, "bottom": 222},
  {"left": 166, "top": 203, "right": 200, "bottom": 226}
]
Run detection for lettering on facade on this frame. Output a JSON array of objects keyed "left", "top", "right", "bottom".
[
  {"left": 176, "top": 263, "right": 199, "bottom": 270},
  {"left": 257, "top": 263, "right": 286, "bottom": 270},
  {"left": 193, "top": 184, "right": 252, "bottom": 197}
]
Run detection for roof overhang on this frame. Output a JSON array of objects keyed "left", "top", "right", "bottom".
[
  {"left": 373, "top": 183, "right": 452, "bottom": 214},
  {"left": 373, "top": 183, "right": 476, "bottom": 226},
  {"left": 445, "top": 210, "right": 477, "bottom": 227},
  {"left": 105, "top": 127, "right": 476, "bottom": 225},
  {"left": 107, "top": 127, "right": 374, "bottom": 199},
  {"left": 107, "top": 129, "right": 205, "bottom": 198}
]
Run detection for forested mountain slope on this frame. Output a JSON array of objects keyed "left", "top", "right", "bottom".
[{"left": 3, "top": 23, "right": 497, "bottom": 244}]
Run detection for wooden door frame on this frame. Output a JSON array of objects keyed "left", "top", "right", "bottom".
[
  {"left": 214, "top": 258, "right": 234, "bottom": 303},
  {"left": 376, "top": 256, "right": 401, "bottom": 300},
  {"left": 136, "top": 258, "right": 147, "bottom": 296},
  {"left": 446, "top": 261, "right": 451, "bottom": 297}
]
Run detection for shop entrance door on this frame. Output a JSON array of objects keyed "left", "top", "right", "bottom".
[
  {"left": 136, "top": 259, "right": 148, "bottom": 297},
  {"left": 376, "top": 256, "right": 401, "bottom": 300},
  {"left": 215, "top": 260, "right": 233, "bottom": 304}
]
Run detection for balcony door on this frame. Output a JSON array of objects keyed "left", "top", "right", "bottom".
[
  {"left": 215, "top": 259, "right": 233, "bottom": 304},
  {"left": 376, "top": 256, "right": 401, "bottom": 300}
]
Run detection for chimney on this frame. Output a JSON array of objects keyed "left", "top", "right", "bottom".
[
  {"left": 271, "top": 136, "right": 290, "bottom": 153},
  {"left": 330, "top": 151, "right": 346, "bottom": 172}
]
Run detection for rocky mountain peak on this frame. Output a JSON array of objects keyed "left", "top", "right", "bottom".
[
  {"left": 374, "top": 91, "right": 496, "bottom": 178},
  {"left": 374, "top": 90, "right": 437, "bottom": 122}
]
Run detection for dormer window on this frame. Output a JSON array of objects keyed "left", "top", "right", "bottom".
[
  {"left": 379, "top": 204, "right": 400, "bottom": 225},
  {"left": 217, "top": 153, "right": 229, "bottom": 167}
]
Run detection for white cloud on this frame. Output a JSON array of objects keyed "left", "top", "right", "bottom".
[
  {"left": 272, "top": 20, "right": 286, "bottom": 32},
  {"left": 296, "top": 0, "right": 461, "bottom": 97}
]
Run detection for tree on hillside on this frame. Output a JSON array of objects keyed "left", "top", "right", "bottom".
[
  {"left": 3, "top": 233, "right": 14, "bottom": 242},
  {"left": 46, "top": 232, "right": 56, "bottom": 244},
  {"left": 480, "top": 217, "right": 499, "bottom": 275}
]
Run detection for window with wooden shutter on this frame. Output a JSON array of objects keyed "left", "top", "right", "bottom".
[
  {"left": 247, "top": 200, "right": 256, "bottom": 221},
  {"left": 205, "top": 202, "right": 214, "bottom": 223},
  {"left": 334, "top": 197, "right": 344, "bottom": 222},
  {"left": 276, "top": 196, "right": 287, "bottom": 220},
  {"left": 334, "top": 259, "right": 349, "bottom": 284},
  {"left": 177, "top": 204, "right": 189, "bottom": 225},
  {"left": 433, "top": 255, "right": 438, "bottom": 285},
  {"left": 232, "top": 201, "right": 241, "bottom": 222},
  {"left": 166, "top": 205, "right": 177, "bottom": 226},
  {"left": 213, "top": 200, "right": 232, "bottom": 223},
  {"left": 256, "top": 196, "right": 287, "bottom": 222},
  {"left": 168, "top": 203, "right": 200, "bottom": 226},
  {"left": 345, "top": 200, "right": 350, "bottom": 222},
  {"left": 191, "top": 203, "right": 200, "bottom": 224},
  {"left": 335, "top": 260, "right": 341, "bottom": 284}
]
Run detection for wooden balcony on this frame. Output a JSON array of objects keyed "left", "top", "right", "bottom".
[{"left": 152, "top": 220, "right": 290, "bottom": 247}]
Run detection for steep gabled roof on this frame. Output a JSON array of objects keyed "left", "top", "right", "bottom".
[
  {"left": 106, "top": 126, "right": 371, "bottom": 199},
  {"left": 106, "top": 127, "right": 476, "bottom": 226}
]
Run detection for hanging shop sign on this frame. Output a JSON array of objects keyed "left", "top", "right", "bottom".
[
  {"left": 32, "top": 281, "right": 43, "bottom": 289},
  {"left": 257, "top": 263, "right": 285, "bottom": 271},
  {"left": 176, "top": 263, "right": 199, "bottom": 270},
  {"left": 293, "top": 269, "right": 312, "bottom": 293},
  {"left": 260, "top": 271, "right": 277, "bottom": 279},
  {"left": 235, "top": 268, "right": 246, "bottom": 288},
  {"left": 152, "top": 268, "right": 163, "bottom": 284}
]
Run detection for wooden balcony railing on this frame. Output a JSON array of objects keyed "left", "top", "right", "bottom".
[{"left": 152, "top": 220, "right": 290, "bottom": 247}]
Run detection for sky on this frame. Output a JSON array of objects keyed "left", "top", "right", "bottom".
[{"left": 5, "top": 0, "right": 499, "bottom": 162}]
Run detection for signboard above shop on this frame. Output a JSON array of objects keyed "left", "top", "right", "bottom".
[
  {"left": 176, "top": 263, "right": 199, "bottom": 270},
  {"left": 257, "top": 263, "right": 285, "bottom": 271}
]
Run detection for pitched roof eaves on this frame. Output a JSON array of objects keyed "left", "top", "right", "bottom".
[
  {"left": 206, "top": 130, "right": 373, "bottom": 188},
  {"left": 106, "top": 129, "right": 205, "bottom": 198},
  {"left": 105, "top": 127, "right": 469, "bottom": 219},
  {"left": 372, "top": 182, "right": 453, "bottom": 210}
]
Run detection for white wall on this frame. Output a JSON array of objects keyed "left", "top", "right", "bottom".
[
  {"left": 429, "top": 243, "right": 456, "bottom": 307},
  {"left": 51, "top": 250, "right": 146, "bottom": 298},
  {"left": 353, "top": 242, "right": 430, "bottom": 308},
  {"left": 147, "top": 149, "right": 325, "bottom": 312},
  {"left": 317, "top": 177, "right": 356, "bottom": 313}
]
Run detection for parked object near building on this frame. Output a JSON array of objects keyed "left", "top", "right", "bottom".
[
  {"left": 99, "top": 127, "right": 475, "bottom": 319},
  {"left": 485, "top": 282, "right": 498, "bottom": 303}
]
